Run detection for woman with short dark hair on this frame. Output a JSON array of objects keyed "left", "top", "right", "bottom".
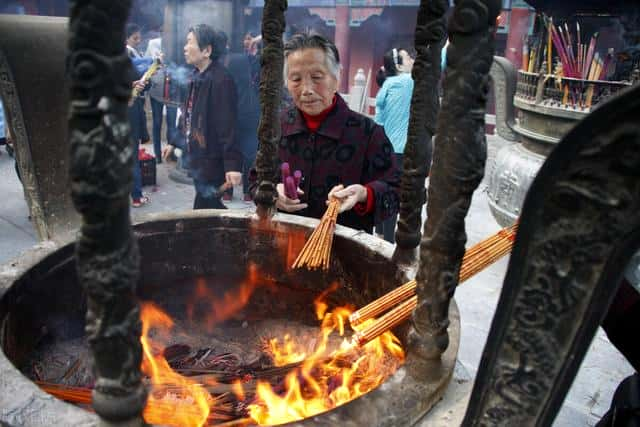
[{"left": 162, "top": 24, "right": 242, "bottom": 209}]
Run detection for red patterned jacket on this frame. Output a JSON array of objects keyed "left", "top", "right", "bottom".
[{"left": 278, "top": 95, "right": 400, "bottom": 233}]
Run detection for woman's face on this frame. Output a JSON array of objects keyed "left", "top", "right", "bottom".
[
  {"left": 286, "top": 48, "right": 338, "bottom": 116},
  {"left": 397, "top": 49, "right": 414, "bottom": 73},
  {"left": 184, "top": 31, "right": 210, "bottom": 69},
  {"left": 127, "top": 31, "right": 141, "bottom": 48},
  {"left": 243, "top": 34, "right": 253, "bottom": 52}
]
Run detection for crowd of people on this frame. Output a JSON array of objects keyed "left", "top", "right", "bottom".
[
  {"left": 126, "top": 22, "right": 262, "bottom": 210},
  {"left": 127, "top": 22, "right": 403, "bottom": 235},
  {"left": 0, "top": 17, "right": 428, "bottom": 243}
]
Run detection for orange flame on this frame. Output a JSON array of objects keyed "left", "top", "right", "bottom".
[
  {"left": 248, "top": 286, "right": 405, "bottom": 425},
  {"left": 140, "top": 302, "right": 212, "bottom": 427},
  {"left": 186, "top": 263, "right": 264, "bottom": 331}
]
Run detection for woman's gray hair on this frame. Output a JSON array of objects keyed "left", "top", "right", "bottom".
[{"left": 283, "top": 33, "right": 341, "bottom": 80}]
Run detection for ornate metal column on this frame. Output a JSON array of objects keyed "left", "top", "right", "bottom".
[
  {"left": 68, "top": 0, "right": 147, "bottom": 424},
  {"left": 462, "top": 77, "right": 640, "bottom": 427},
  {"left": 254, "top": 0, "right": 287, "bottom": 219},
  {"left": 410, "top": 0, "right": 501, "bottom": 359},
  {"left": 394, "top": 0, "right": 448, "bottom": 258}
]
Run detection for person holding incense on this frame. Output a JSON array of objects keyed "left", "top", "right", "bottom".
[{"left": 265, "top": 33, "right": 400, "bottom": 233}]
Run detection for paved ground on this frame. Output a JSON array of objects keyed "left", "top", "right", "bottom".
[{"left": 0, "top": 136, "right": 634, "bottom": 425}]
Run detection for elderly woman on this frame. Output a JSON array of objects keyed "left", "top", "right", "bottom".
[{"left": 274, "top": 33, "right": 399, "bottom": 233}]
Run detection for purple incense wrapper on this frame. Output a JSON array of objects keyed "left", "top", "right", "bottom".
[
  {"left": 293, "top": 170, "right": 302, "bottom": 188},
  {"left": 285, "top": 176, "right": 298, "bottom": 200}
]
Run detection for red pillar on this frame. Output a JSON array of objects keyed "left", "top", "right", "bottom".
[
  {"left": 334, "top": 5, "right": 351, "bottom": 93},
  {"left": 505, "top": 7, "right": 532, "bottom": 69}
]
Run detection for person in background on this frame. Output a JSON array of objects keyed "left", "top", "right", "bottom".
[
  {"left": 373, "top": 47, "right": 414, "bottom": 243},
  {"left": 145, "top": 29, "right": 178, "bottom": 164},
  {"left": 258, "top": 33, "right": 399, "bottom": 233},
  {"left": 126, "top": 23, "right": 151, "bottom": 145},
  {"left": 0, "top": 100, "right": 6, "bottom": 155},
  {"left": 127, "top": 23, "right": 151, "bottom": 208},
  {"left": 162, "top": 24, "right": 242, "bottom": 209},
  {"left": 243, "top": 30, "right": 262, "bottom": 95}
]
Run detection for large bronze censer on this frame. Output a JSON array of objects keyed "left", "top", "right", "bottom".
[{"left": 1, "top": 0, "right": 639, "bottom": 426}]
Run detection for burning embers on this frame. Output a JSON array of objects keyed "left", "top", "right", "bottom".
[{"left": 38, "top": 264, "right": 405, "bottom": 426}]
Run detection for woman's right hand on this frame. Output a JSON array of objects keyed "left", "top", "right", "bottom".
[
  {"left": 276, "top": 183, "right": 307, "bottom": 212},
  {"left": 132, "top": 79, "right": 146, "bottom": 91}
]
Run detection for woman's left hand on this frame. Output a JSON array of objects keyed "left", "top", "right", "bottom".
[{"left": 328, "top": 184, "right": 367, "bottom": 213}]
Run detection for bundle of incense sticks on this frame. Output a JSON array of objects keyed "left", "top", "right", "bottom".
[
  {"left": 37, "top": 381, "right": 239, "bottom": 423},
  {"left": 539, "top": 16, "right": 613, "bottom": 82},
  {"left": 292, "top": 198, "right": 341, "bottom": 270},
  {"left": 130, "top": 58, "right": 161, "bottom": 101},
  {"left": 37, "top": 381, "right": 92, "bottom": 404},
  {"left": 350, "top": 222, "right": 518, "bottom": 347}
]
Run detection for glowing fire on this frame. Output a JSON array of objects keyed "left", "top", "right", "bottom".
[
  {"left": 138, "top": 272, "right": 404, "bottom": 426},
  {"left": 186, "top": 263, "right": 265, "bottom": 331},
  {"left": 140, "top": 302, "right": 212, "bottom": 427},
  {"left": 246, "top": 284, "right": 405, "bottom": 426}
]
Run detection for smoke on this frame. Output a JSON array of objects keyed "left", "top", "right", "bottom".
[
  {"left": 181, "top": 1, "right": 233, "bottom": 37},
  {"left": 131, "top": 0, "right": 166, "bottom": 31},
  {"left": 166, "top": 63, "right": 191, "bottom": 87}
]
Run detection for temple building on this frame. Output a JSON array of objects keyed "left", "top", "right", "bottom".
[
  {"left": 4, "top": 0, "right": 535, "bottom": 97},
  {"left": 245, "top": 0, "right": 534, "bottom": 95}
]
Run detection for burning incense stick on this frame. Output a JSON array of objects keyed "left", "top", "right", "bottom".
[
  {"left": 559, "top": 26, "right": 575, "bottom": 75},
  {"left": 547, "top": 25, "right": 552, "bottom": 75},
  {"left": 585, "top": 84, "right": 595, "bottom": 109},
  {"left": 528, "top": 46, "right": 536, "bottom": 73},
  {"left": 588, "top": 52, "right": 600, "bottom": 80},
  {"left": 349, "top": 223, "right": 518, "bottom": 337},
  {"left": 292, "top": 198, "right": 341, "bottom": 270},
  {"left": 549, "top": 21, "right": 573, "bottom": 78},
  {"left": 577, "top": 44, "right": 583, "bottom": 79},
  {"left": 584, "top": 33, "right": 598, "bottom": 79}
]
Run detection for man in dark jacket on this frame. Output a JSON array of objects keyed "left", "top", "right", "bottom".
[
  {"left": 269, "top": 33, "right": 400, "bottom": 233},
  {"left": 163, "top": 24, "right": 242, "bottom": 209}
]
